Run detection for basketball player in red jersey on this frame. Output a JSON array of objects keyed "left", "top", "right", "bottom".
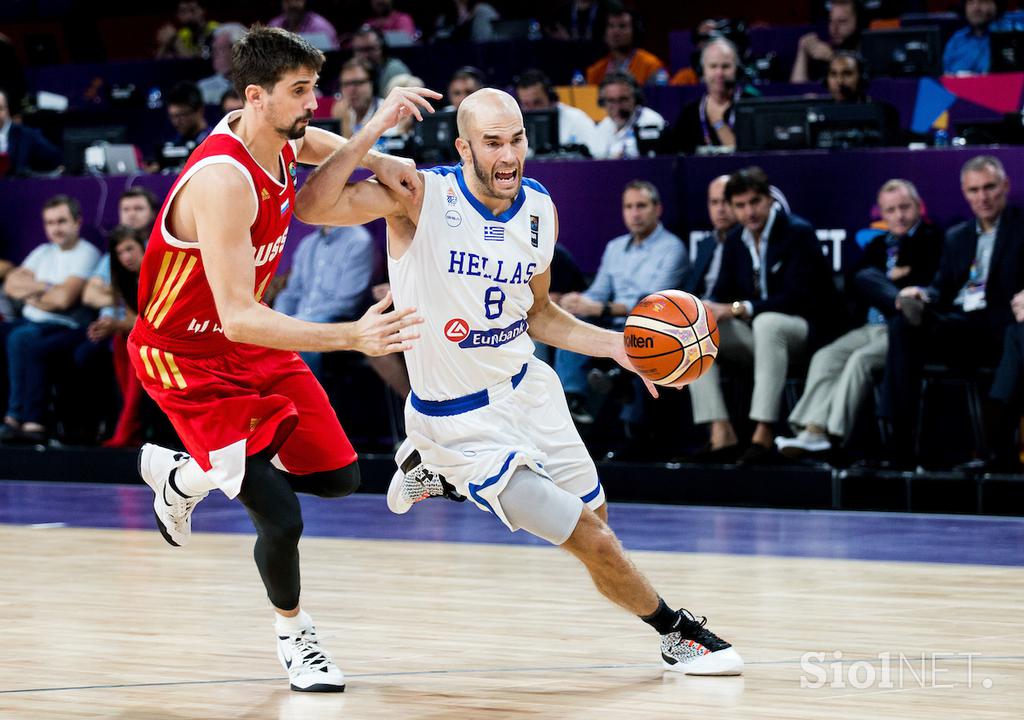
[{"left": 128, "top": 26, "right": 439, "bottom": 693}]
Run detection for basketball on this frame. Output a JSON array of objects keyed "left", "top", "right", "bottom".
[{"left": 623, "top": 290, "right": 719, "bottom": 387}]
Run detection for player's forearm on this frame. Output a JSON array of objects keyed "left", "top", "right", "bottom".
[
  {"left": 529, "top": 300, "right": 619, "bottom": 358},
  {"left": 295, "top": 124, "right": 387, "bottom": 225},
  {"left": 221, "top": 302, "right": 353, "bottom": 352}
]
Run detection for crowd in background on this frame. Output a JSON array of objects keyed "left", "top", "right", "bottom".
[{"left": 3, "top": 1, "right": 1024, "bottom": 474}]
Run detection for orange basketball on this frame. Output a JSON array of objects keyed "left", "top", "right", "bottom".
[{"left": 623, "top": 290, "right": 719, "bottom": 387}]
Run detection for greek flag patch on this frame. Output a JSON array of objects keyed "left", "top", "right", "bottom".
[{"left": 483, "top": 225, "right": 505, "bottom": 242}]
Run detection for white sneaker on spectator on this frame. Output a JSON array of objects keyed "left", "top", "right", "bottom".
[
  {"left": 775, "top": 430, "right": 831, "bottom": 459},
  {"left": 138, "top": 443, "right": 206, "bottom": 547}
]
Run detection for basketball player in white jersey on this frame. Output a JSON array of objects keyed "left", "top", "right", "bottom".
[{"left": 296, "top": 88, "right": 743, "bottom": 675}]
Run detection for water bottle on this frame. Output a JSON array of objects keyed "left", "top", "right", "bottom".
[
  {"left": 933, "top": 128, "right": 949, "bottom": 147},
  {"left": 571, "top": 70, "right": 585, "bottom": 86},
  {"left": 527, "top": 20, "right": 542, "bottom": 41},
  {"left": 147, "top": 87, "right": 163, "bottom": 110},
  {"left": 653, "top": 68, "right": 669, "bottom": 86}
]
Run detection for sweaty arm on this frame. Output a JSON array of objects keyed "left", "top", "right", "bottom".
[{"left": 187, "top": 166, "right": 417, "bottom": 355}]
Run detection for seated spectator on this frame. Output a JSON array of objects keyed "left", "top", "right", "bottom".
[
  {"left": 514, "top": 68, "right": 600, "bottom": 157},
  {"left": 943, "top": 0, "right": 1024, "bottom": 75},
  {"left": 980, "top": 293, "right": 1024, "bottom": 472},
  {"left": 433, "top": 1, "right": 501, "bottom": 43},
  {"left": 197, "top": 23, "right": 247, "bottom": 106},
  {"left": 0, "top": 89, "right": 61, "bottom": 177},
  {"left": 681, "top": 175, "right": 737, "bottom": 299},
  {"left": 81, "top": 187, "right": 159, "bottom": 315},
  {"left": 331, "top": 58, "right": 382, "bottom": 139},
  {"left": 554, "top": 180, "right": 687, "bottom": 432},
  {"left": 365, "top": 0, "right": 418, "bottom": 43},
  {"left": 663, "top": 38, "right": 759, "bottom": 155},
  {"left": 153, "top": 82, "right": 212, "bottom": 171},
  {"left": 778, "top": 179, "right": 943, "bottom": 459},
  {"left": 826, "top": 50, "right": 868, "bottom": 103},
  {"left": 790, "top": 0, "right": 861, "bottom": 83},
  {"left": 593, "top": 72, "right": 666, "bottom": 159},
  {"left": 78, "top": 226, "right": 149, "bottom": 447},
  {"left": 690, "top": 167, "right": 839, "bottom": 465},
  {"left": 545, "top": 0, "right": 610, "bottom": 41},
  {"left": 670, "top": 18, "right": 748, "bottom": 86},
  {"left": 0, "top": 195, "right": 99, "bottom": 444},
  {"left": 444, "top": 66, "right": 485, "bottom": 111},
  {"left": 586, "top": 5, "right": 667, "bottom": 85},
  {"left": 269, "top": 0, "right": 339, "bottom": 51},
  {"left": 155, "top": 0, "right": 218, "bottom": 59},
  {"left": 220, "top": 88, "right": 244, "bottom": 114},
  {"left": 884, "top": 155, "right": 1024, "bottom": 468},
  {"left": 273, "top": 224, "right": 374, "bottom": 379},
  {"left": 352, "top": 25, "right": 411, "bottom": 93},
  {"left": 824, "top": 51, "right": 902, "bottom": 144}
]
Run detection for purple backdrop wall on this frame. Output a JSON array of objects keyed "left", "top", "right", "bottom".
[{"left": 3, "top": 148, "right": 1024, "bottom": 277}]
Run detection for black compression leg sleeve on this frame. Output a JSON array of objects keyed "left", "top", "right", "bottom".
[
  {"left": 237, "top": 453, "right": 304, "bottom": 611},
  {"left": 286, "top": 461, "right": 361, "bottom": 498}
]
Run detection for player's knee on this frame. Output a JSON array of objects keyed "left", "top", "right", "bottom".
[
  {"left": 566, "top": 506, "right": 617, "bottom": 556},
  {"left": 316, "top": 463, "right": 361, "bottom": 498},
  {"left": 257, "top": 505, "right": 304, "bottom": 547}
]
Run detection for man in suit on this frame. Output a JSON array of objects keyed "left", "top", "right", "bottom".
[
  {"left": 688, "top": 166, "right": 838, "bottom": 464},
  {"left": 885, "top": 155, "right": 1024, "bottom": 467},
  {"left": 778, "top": 179, "right": 943, "bottom": 458},
  {"left": 0, "top": 89, "right": 61, "bottom": 177},
  {"left": 682, "top": 175, "right": 737, "bottom": 299}
]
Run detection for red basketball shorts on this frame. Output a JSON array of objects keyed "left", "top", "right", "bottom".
[{"left": 127, "top": 334, "right": 356, "bottom": 498}]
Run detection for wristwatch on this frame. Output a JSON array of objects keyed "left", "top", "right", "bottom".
[{"left": 731, "top": 301, "right": 743, "bottom": 318}]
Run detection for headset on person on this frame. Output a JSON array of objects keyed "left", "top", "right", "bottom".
[
  {"left": 597, "top": 71, "right": 645, "bottom": 109},
  {"left": 825, "top": 49, "right": 870, "bottom": 100}
]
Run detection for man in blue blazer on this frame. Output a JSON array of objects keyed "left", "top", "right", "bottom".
[
  {"left": 688, "top": 166, "right": 840, "bottom": 465},
  {"left": 681, "top": 175, "right": 737, "bottom": 300}
]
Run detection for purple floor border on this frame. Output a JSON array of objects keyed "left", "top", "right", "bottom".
[{"left": 2, "top": 480, "right": 1023, "bottom": 567}]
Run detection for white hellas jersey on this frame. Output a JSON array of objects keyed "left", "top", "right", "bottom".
[{"left": 388, "top": 164, "right": 556, "bottom": 400}]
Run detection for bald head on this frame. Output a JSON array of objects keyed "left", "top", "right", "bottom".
[
  {"left": 457, "top": 88, "right": 522, "bottom": 139},
  {"left": 708, "top": 174, "right": 735, "bottom": 234}
]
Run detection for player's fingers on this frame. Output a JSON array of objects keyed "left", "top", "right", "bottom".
[
  {"left": 382, "top": 306, "right": 421, "bottom": 325},
  {"left": 370, "top": 290, "right": 394, "bottom": 312},
  {"left": 643, "top": 377, "right": 659, "bottom": 399},
  {"left": 407, "top": 87, "right": 443, "bottom": 101}
]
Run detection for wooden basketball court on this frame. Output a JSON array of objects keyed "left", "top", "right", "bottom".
[{"left": 0, "top": 483, "right": 1021, "bottom": 719}]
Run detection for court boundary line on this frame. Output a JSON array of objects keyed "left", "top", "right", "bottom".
[{"left": 3, "top": 655, "right": 1022, "bottom": 695}]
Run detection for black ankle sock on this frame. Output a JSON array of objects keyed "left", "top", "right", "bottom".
[{"left": 640, "top": 598, "right": 679, "bottom": 635}]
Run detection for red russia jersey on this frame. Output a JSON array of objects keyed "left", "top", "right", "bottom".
[{"left": 134, "top": 110, "right": 297, "bottom": 355}]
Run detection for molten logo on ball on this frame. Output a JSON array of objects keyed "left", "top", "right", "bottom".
[
  {"left": 623, "top": 290, "right": 720, "bottom": 388},
  {"left": 624, "top": 335, "right": 654, "bottom": 349}
]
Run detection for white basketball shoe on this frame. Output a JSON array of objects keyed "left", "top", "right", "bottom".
[
  {"left": 386, "top": 439, "right": 465, "bottom": 514},
  {"left": 138, "top": 443, "right": 206, "bottom": 547},
  {"left": 276, "top": 618, "right": 346, "bottom": 692}
]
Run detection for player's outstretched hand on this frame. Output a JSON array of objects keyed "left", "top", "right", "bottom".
[
  {"left": 610, "top": 338, "right": 659, "bottom": 399},
  {"left": 351, "top": 290, "right": 423, "bottom": 356},
  {"left": 369, "top": 86, "right": 443, "bottom": 135}
]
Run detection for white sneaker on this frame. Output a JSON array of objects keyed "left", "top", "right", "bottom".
[
  {"left": 386, "top": 440, "right": 464, "bottom": 515},
  {"left": 138, "top": 443, "right": 206, "bottom": 547},
  {"left": 276, "top": 621, "right": 346, "bottom": 692},
  {"left": 775, "top": 430, "right": 831, "bottom": 459}
]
